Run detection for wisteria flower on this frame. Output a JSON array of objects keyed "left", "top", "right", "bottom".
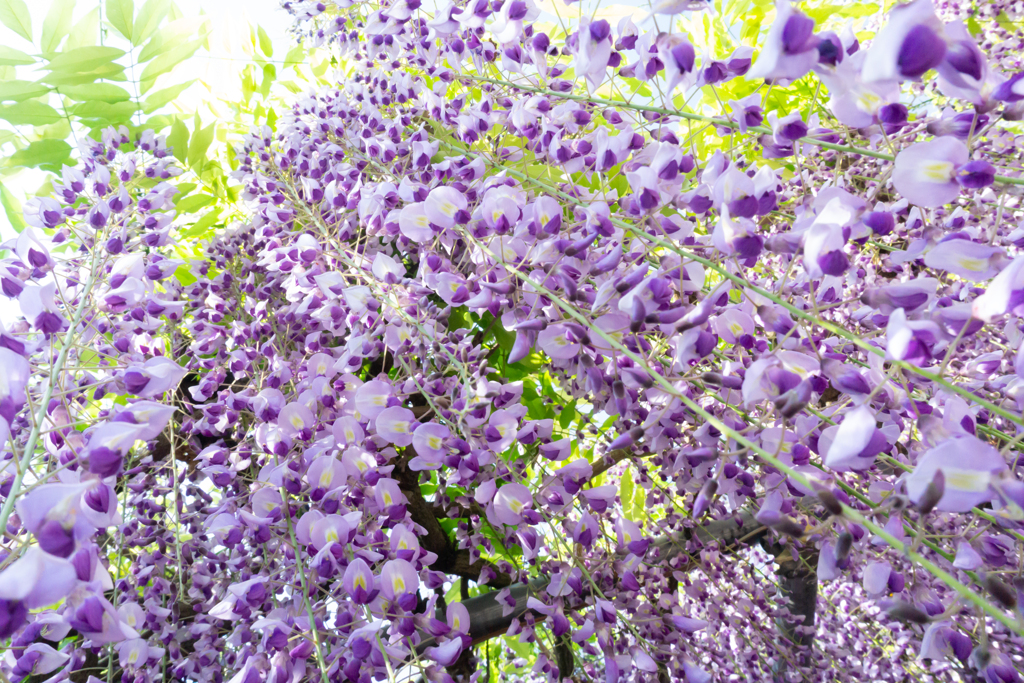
[
  {"left": 398, "top": 202, "right": 434, "bottom": 242},
  {"left": 574, "top": 20, "right": 613, "bottom": 90},
  {"left": 375, "top": 406, "right": 417, "bottom": 446},
  {"left": 823, "top": 406, "right": 889, "bottom": 471},
  {"left": 891, "top": 137, "right": 994, "bottom": 208},
  {"left": 491, "top": 482, "right": 533, "bottom": 526},
  {"left": 0, "top": 547, "right": 77, "bottom": 637},
  {"left": 746, "top": 0, "right": 819, "bottom": 84},
  {"left": 380, "top": 559, "right": 419, "bottom": 610},
  {"left": 862, "top": 0, "right": 946, "bottom": 83},
  {"left": 538, "top": 323, "right": 581, "bottom": 360},
  {"left": 905, "top": 435, "right": 1007, "bottom": 512},
  {"left": 122, "top": 357, "right": 187, "bottom": 399},
  {"left": 973, "top": 255, "right": 1024, "bottom": 322},
  {"left": 886, "top": 308, "right": 943, "bottom": 365},
  {"left": 354, "top": 380, "right": 392, "bottom": 419},
  {"left": 923, "top": 238, "right": 1005, "bottom": 281}
]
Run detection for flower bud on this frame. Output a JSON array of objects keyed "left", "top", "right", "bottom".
[
  {"left": 835, "top": 532, "right": 853, "bottom": 562},
  {"left": 983, "top": 574, "right": 1017, "bottom": 610},
  {"left": 916, "top": 469, "right": 945, "bottom": 515},
  {"left": 885, "top": 601, "right": 932, "bottom": 624},
  {"left": 817, "top": 488, "right": 844, "bottom": 517}
]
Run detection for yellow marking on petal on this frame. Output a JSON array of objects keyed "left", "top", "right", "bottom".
[
  {"left": 918, "top": 161, "right": 955, "bottom": 183},
  {"left": 943, "top": 467, "right": 990, "bottom": 493},
  {"left": 957, "top": 256, "right": 988, "bottom": 272},
  {"left": 442, "top": 201, "right": 456, "bottom": 215},
  {"left": 427, "top": 436, "right": 442, "bottom": 449},
  {"left": 326, "top": 529, "right": 339, "bottom": 543},
  {"left": 319, "top": 470, "right": 334, "bottom": 487},
  {"left": 354, "top": 575, "right": 367, "bottom": 590},
  {"left": 290, "top": 414, "right": 305, "bottom": 429},
  {"left": 393, "top": 577, "right": 405, "bottom": 592},
  {"left": 857, "top": 91, "right": 882, "bottom": 112}
]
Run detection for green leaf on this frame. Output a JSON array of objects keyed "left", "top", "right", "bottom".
[
  {"left": 38, "top": 61, "right": 126, "bottom": 86},
  {"left": 46, "top": 46, "right": 125, "bottom": 74},
  {"left": 996, "top": 11, "right": 1018, "bottom": 33},
  {"left": 260, "top": 63, "right": 275, "bottom": 98},
  {"left": 68, "top": 100, "right": 137, "bottom": 123},
  {"left": 167, "top": 116, "right": 188, "bottom": 163},
  {"left": 187, "top": 118, "right": 214, "bottom": 170},
  {"left": 0, "top": 0, "right": 32, "bottom": 41},
  {"left": 142, "top": 79, "right": 193, "bottom": 113},
  {"left": 0, "top": 81, "right": 51, "bottom": 102},
  {"left": 132, "top": 0, "right": 170, "bottom": 45},
  {"left": 0, "top": 45, "right": 33, "bottom": 65},
  {"left": 174, "top": 193, "right": 214, "bottom": 212},
  {"left": 256, "top": 24, "right": 273, "bottom": 57},
  {"left": 836, "top": 2, "right": 878, "bottom": 18},
  {"left": 311, "top": 57, "right": 330, "bottom": 78},
  {"left": 41, "top": 0, "right": 76, "bottom": 53},
  {"left": 139, "top": 36, "right": 203, "bottom": 92},
  {"left": 32, "top": 119, "right": 70, "bottom": 141},
  {"left": 106, "top": 0, "right": 134, "bottom": 41},
  {"left": 173, "top": 263, "right": 197, "bottom": 286},
  {"left": 139, "top": 113, "right": 172, "bottom": 132},
  {"left": 0, "top": 101, "right": 61, "bottom": 126},
  {"left": 65, "top": 7, "right": 99, "bottom": 50},
  {"left": 283, "top": 44, "right": 304, "bottom": 68},
  {"left": 0, "top": 182, "right": 26, "bottom": 232},
  {"left": 166, "top": 0, "right": 182, "bottom": 21},
  {"left": 59, "top": 83, "right": 131, "bottom": 103},
  {"left": 619, "top": 474, "right": 634, "bottom": 520},
  {"left": 137, "top": 16, "right": 205, "bottom": 62},
  {"left": 178, "top": 207, "right": 220, "bottom": 239},
  {"left": 558, "top": 399, "right": 577, "bottom": 430},
  {"left": 4, "top": 138, "right": 71, "bottom": 170}
]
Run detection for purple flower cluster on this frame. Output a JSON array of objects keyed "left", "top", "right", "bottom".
[{"left": 2, "top": 0, "right": 1024, "bottom": 681}]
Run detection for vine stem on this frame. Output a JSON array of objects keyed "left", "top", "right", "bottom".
[
  {"left": 280, "top": 486, "right": 332, "bottom": 683},
  {"left": 459, "top": 73, "right": 1024, "bottom": 187},
  {"left": 0, "top": 244, "right": 104, "bottom": 534}
]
